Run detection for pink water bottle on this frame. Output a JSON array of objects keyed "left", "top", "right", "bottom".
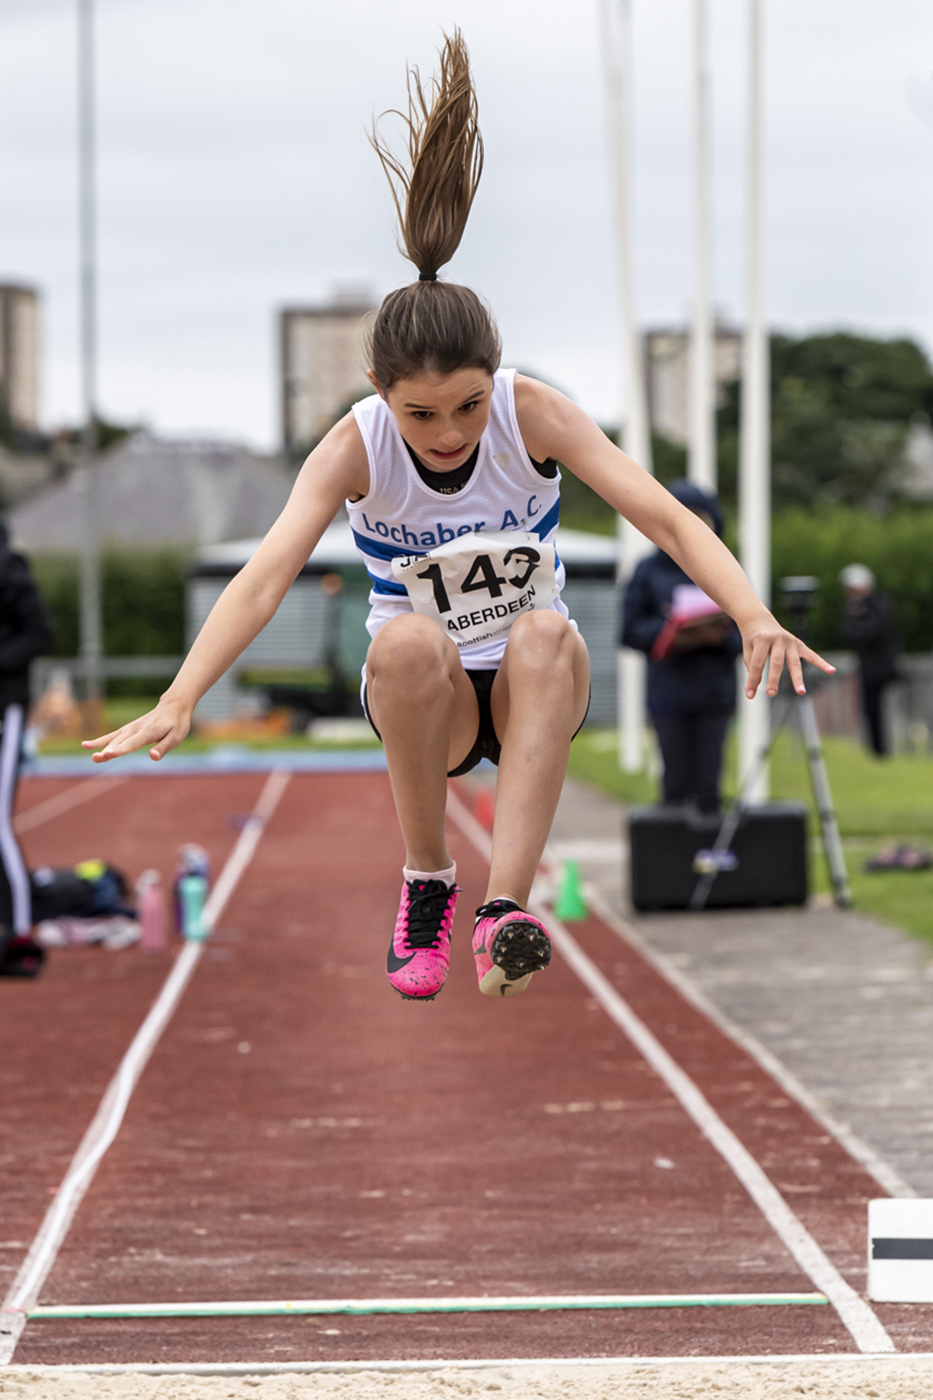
[{"left": 136, "top": 869, "right": 166, "bottom": 951}]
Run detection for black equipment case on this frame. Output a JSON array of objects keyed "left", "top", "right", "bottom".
[{"left": 628, "top": 803, "right": 808, "bottom": 912}]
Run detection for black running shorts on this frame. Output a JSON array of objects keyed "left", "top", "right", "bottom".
[{"left": 362, "top": 668, "right": 589, "bottom": 778}]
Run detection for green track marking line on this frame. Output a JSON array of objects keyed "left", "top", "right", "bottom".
[{"left": 30, "top": 1292, "right": 828, "bottom": 1320}]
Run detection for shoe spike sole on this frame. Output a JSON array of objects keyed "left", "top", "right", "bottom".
[{"left": 490, "top": 920, "right": 552, "bottom": 981}]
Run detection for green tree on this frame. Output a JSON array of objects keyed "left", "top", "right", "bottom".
[
  {"left": 771, "top": 333, "right": 933, "bottom": 421},
  {"left": 771, "top": 506, "right": 933, "bottom": 652},
  {"left": 716, "top": 332, "right": 933, "bottom": 511}
]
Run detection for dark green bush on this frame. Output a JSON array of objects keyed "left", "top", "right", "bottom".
[
  {"left": 30, "top": 550, "right": 188, "bottom": 694},
  {"left": 29, "top": 554, "right": 80, "bottom": 656},
  {"left": 771, "top": 508, "right": 933, "bottom": 652},
  {"left": 100, "top": 551, "right": 187, "bottom": 655}
]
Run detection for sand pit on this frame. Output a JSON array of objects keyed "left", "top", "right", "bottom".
[{"left": 4, "top": 1359, "right": 933, "bottom": 1400}]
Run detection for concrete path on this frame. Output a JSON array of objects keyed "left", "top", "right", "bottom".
[{"left": 541, "top": 776, "right": 933, "bottom": 1200}]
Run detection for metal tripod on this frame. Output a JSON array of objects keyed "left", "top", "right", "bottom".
[{"left": 689, "top": 687, "right": 852, "bottom": 912}]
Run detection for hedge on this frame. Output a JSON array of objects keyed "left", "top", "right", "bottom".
[
  {"left": 30, "top": 550, "right": 188, "bottom": 694},
  {"left": 771, "top": 508, "right": 933, "bottom": 652}
]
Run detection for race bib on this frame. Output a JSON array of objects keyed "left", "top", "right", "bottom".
[{"left": 391, "top": 530, "right": 558, "bottom": 649}]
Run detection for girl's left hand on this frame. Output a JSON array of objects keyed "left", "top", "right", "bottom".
[{"left": 742, "top": 613, "right": 835, "bottom": 699}]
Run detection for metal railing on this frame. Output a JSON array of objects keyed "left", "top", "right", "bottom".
[{"left": 32, "top": 656, "right": 185, "bottom": 699}]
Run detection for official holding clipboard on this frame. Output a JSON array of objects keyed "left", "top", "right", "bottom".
[{"left": 621, "top": 480, "right": 742, "bottom": 814}]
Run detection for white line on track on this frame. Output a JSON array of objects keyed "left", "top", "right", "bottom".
[
  {"left": 13, "top": 774, "right": 130, "bottom": 834},
  {"left": 8, "top": 1353, "right": 933, "bottom": 1377},
  {"left": 578, "top": 882, "right": 916, "bottom": 1201},
  {"left": 444, "top": 787, "right": 895, "bottom": 1356},
  {"left": 0, "top": 767, "right": 291, "bottom": 1365}
]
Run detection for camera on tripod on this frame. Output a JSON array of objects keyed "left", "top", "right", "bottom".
[
  {"left": 779, "top": 575, "right": 827, "bottom": 692},
  {"left": 779, "top": 575, "right": 818, "bottom": 635}
]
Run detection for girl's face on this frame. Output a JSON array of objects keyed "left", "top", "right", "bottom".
[{"left": 373, "top": 367, "right": 494, "bottom": 472}]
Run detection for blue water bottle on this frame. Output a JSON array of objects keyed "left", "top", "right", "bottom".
[
  {"left": 179, "top": 872, "right": 209, "bottom": 942},
  {"left": 173, "top": 843, "right": 211, "bottom": 940}
]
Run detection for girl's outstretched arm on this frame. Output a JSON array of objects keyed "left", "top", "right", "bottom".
[
  {"left": 514, "top": 375, "right": 834, "bottom": 699},
  {"left": 82, "top": 414, "right": 370, "bottom": 762}
]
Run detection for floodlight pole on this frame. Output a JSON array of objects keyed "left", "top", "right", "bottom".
[
  {"left": 599, "top": 0, "right": 655, "bottom": 773},
  {"left": 77, "top": 0, "right": 103, "bottom": 705},
  {"left": 738, "top": 0, "right": 770, "bottom": 802},
  {"left": 688, "top": 0, "right": 716, "bottom": 491}
]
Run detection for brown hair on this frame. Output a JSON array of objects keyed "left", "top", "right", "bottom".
[{"left": 367, "top": 30, "right": 501, "bottom": 390}]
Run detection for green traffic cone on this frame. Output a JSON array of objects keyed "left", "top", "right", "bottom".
[{"left": 554, "top": 859, "right": 588, "bottom": 921}]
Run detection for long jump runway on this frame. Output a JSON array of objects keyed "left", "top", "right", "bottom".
[{"left": 2, "top": 767, "right": 930, "bottom": 1368}]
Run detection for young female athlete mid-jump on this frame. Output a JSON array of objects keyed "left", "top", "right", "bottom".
[{"left": 84, "top": 33, "right": 832, "bottom": 1002}]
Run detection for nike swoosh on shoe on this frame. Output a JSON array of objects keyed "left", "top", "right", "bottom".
[{"left": 387, "top": 945, "right": 417, "bottom": 974}]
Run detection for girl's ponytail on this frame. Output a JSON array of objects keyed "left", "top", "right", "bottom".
[
  {"left": 372, "top": 29, "right": 483, "bottom": 282},
  {"left": 368, "top": 31, "right": 501, "bottom": 389}
]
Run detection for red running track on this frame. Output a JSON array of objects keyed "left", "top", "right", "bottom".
[{"left": 1, "top": 770, "right": 929, "bottom": 1366}]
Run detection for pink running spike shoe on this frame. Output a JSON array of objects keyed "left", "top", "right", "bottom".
[
  {"left": 472, "top": 899, "right": 552, "bottom": 998},
  {"left": 386, "top": 878, "right": 459, "bottom": 1001}
]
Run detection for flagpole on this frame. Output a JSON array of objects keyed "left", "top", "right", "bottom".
[
  {"left": 599, "top": 0, "right": 655, "bottom": 773},
  {"left": 688, "top": 0, "right": 716, "bottom": 491},
  {"left": 77, "top": 0, "right": 103, "bottom": 709},
  {"left": 737, "top": 0, "right": 770, "bottom": 801}
]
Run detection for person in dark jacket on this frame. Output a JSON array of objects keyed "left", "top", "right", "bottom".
[
  {"left": 840, "top": 563, "right": 898, "bottom": 757},
  {"left": 0, "top": 519, "right": 54, "bottom": 974},
  {"left": 621, "top": 480, "right": 742, "bottom": 813}
]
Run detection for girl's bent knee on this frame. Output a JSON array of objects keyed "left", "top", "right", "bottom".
[
  {"left": 507, "top": 611, "right": 575, "bottom": 666},
  {"left": 368, "top": 615, "right": 453, "bottom": 682}
]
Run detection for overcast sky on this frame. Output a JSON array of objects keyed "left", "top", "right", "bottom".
[{"left": 1, "top": 0, "right": 931, "bottom": 449}]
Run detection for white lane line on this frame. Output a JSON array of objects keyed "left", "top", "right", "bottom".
[
  {"left": 579, "top": 883, "right": 916, "bottom": 1201},
  {"left": 444, "top": 787, "right": 895, "bottom": 1357},
  {"left": 0, "top": 767, "right": 291, "bottom": 1364},
  {"left": 8, "top": 1353, "right": 933, "bottom": 1377},
  {"left": 14, "top": 775, "right": 130, "bottom": 834},
  {"left": 543, "top": 921, "right": 895, "bottom": 1356}
]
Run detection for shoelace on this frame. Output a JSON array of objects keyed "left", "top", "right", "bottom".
[
  {"left": 474, "top": 898, "right": 523, "bottom": 923},
  {"left": 405, "top": 880, "right": 458, "bottom": 949}
]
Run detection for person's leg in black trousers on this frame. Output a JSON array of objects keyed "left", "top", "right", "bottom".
[
  {"left": 652, "top": 712, "right": 692, "bottom": 806},
  {"left": 0, "top": 703, "right": 31, "bottom": 943},
  {"left": 691, "top": 712, "right": 731, "bottom": 813},
  {"left": 861, "top": 678, "right": 889, "bottom": 756},
  {"left": 654, "top": 711, "right": 730, "bottom": 811}
]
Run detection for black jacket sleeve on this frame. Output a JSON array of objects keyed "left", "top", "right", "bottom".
[
  {"left": 0, "top": 555, "right": 55, "bottom": 675},
  {"left": 621, "top": 559, "right": 666, "bottom": 654}
]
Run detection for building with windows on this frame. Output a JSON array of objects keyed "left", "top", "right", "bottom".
[
  {"left": 0, "top": 283, "right": 39, "bottom": 430},
  {"left": 644, "top": 325, "right": 742, "bottom": 445},
  {"left": 280, "top": 291, "right": 375, "bottom": 451}
]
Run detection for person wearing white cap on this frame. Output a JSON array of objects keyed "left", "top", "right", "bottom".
[{"left": 841, "top": 564, "right": 898, "bottom": 756}]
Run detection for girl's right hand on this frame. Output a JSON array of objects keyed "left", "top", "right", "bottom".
[{"left": 81, "top": 695, "right": 193, "bottom": 764}]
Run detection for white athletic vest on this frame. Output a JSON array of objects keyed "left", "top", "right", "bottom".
[{"left": 349, "top": 369, "right": 570, "bottom": 669}]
